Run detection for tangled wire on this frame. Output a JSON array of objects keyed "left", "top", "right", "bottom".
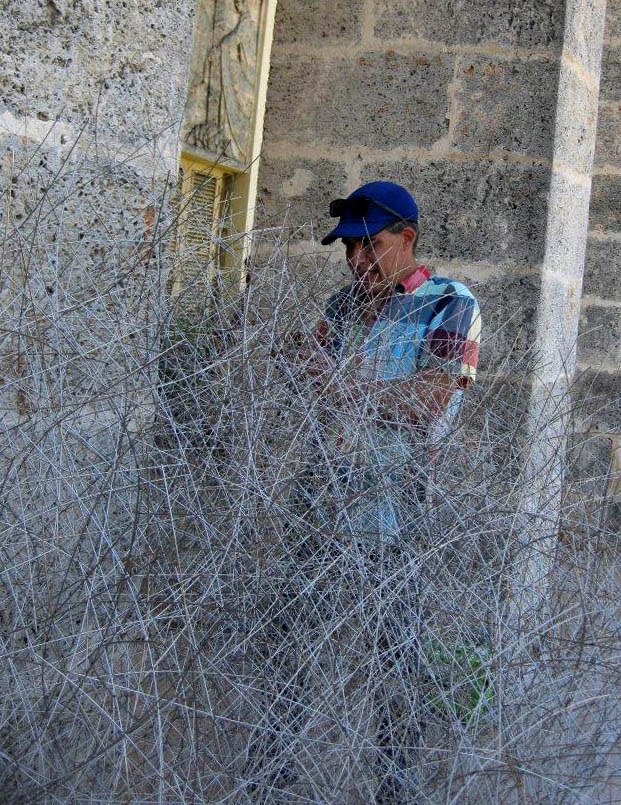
[{"left": 0, "top": 142, "right": 619, "bottom": 803}]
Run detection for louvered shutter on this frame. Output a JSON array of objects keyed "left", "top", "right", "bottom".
[
  {"left": 170, "top": 157, "right": 234, "bottom": 309},
  {"left": 186, "top": 172, "right": 219, "bottom": 263}
]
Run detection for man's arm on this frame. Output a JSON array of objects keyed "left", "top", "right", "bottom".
[
  {"left": 282, "top": 340, "right": 457, "bottom": 428},
  {"left": 340, "top": 370, "right": 457, "bottom": 429},
  {"left": 371, "top": 370, "right": 456, "bottom": 426}
]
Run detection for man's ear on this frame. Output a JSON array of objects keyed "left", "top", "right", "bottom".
[{"left": 400, "top": 226, "right": 416, "bottom": 252}]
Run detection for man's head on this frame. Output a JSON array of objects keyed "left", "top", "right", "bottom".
[{"left": 322, "top": 181, "right": 420, "bottom": 298}]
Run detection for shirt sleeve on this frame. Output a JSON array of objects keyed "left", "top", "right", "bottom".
[{"left": 419, "top": 286, "right": 481, "bottom": 387}]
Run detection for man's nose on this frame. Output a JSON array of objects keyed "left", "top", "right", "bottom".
[{"left": 348, "top": 243, "right": 371, "bottom": 272}]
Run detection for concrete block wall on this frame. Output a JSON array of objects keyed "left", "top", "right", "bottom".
[
  {"left": 258, "top": 0, "right": 567, "bottom": 369},
  {"left": 576, "top": 0, "right": 621, "bottom": 427}
]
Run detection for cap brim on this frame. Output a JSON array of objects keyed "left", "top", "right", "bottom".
[{"left": 320, "top": 218, "right": 385, "bottom": 246}]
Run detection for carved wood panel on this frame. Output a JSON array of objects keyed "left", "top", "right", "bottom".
[{"left": 184, "top": 0, "right": 265, "bottom": 166}]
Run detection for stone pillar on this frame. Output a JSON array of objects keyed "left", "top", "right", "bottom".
[{"left": 517, "top": 0, "right": 608, "bottom": 621}]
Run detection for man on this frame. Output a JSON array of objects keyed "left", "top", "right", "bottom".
[
  {"left": 296, "top": 180, "right": 481, "bottom": 801},
  {"left": 311, "top": 180, "right": 480, "bottom": 538}
]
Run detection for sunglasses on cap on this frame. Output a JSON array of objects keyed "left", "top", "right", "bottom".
[{"left": 329, "top": 195, "right": 417, "bottom": 224}]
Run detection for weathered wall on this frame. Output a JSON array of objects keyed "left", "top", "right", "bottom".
[
  {"left": 0, "top": 0, "right": 196, "bottom": 657},
  {"left": 0, "top": 0, "right": 196, "bottom": 425},
  {"left": 0, "top": 0, "right": 193, "bottom": 154},
  {"left": 258, "top": 0, "right": 568, "bottom": 369},
  {"left": 576, "top": 0, "right": 621, "bottom": 426}
]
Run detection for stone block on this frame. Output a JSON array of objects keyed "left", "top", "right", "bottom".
[
  {"left": 263, "top": 54, "right": 320, "bottom": 145},
  {"left": 604, "top": 0, "right": 621, "bottom": 40},
  {"left": 273, "top": 0, "right": 363, "bottom": 45},
  {"left": 361, "top": 158, "right": 550, "bottom": 264},
  {"left": 328, "top": 50, "right": 453, "bottom": 149},
  {"left": 466, "top": 272, "right": 540, "bottom": 370},
  {"left": 594, "top": 102, "right": 621, "bottom": 168},
  {"left": 0, "top": 0, "right": 194, "bottom": 143},
  {"left": 600, "top": 45, "right": 621, "bottom": 102},
  {"left": 583, "top": 237, "right": 621, "bottom": 300},
  {"left": 572, "top": 369, "right": 621, "bottom": 430},
  {"left": 589, "top": 174, "right": 621, "bottom": 232},
  {"left": 265, "top": 51, "right": 452, "bottom": 150},
  {"left": 453, "top": 57, "right": 558, "bottom": 158},
  {"left": 578, "top": 305, "right": 621, "bottom": 363},
  {"left": 372, "top": 0, "right": 565, "bottom": 50},
  {"left": 256, "top": 155, "right": 349, "bottom": 241}
]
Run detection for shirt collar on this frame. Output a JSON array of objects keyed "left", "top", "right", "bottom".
[{"left": 396, "top": 264, "right": 431, "bottom": 294}]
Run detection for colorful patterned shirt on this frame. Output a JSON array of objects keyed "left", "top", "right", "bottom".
[
  {"left": 316, "top": 265, "right": 480, "bottom": 391},
  {"left": 312, "top": 266, "right": 481, "bottom": 540}
]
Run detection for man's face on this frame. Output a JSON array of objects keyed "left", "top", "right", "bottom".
[{"left": 342, "top": 227, "right": 415, "bottom": 298}]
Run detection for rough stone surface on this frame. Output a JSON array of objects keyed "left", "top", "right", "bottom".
[
  {"left": 604, "top": 0, "right": 621, "bottom": 40},
  {"left": 257, "top": 155, "right": 349, "bottom": 240},
  {"left": 453, "top": 57, "right": 558, "bottom": 158},
  {"left": 0, "top": 0, "right": 195, "bottom": 405},
  {"left": 562, "top": 0, "right": 608, "bottom": 75},
  {"left": 0, "top": 0, "right": 195, "bottom": 592},
  {"left": 573, "top": 369, "right": 621, "bottom": 428},
  {"left": 0, "top": 0, "right": 194, "bottom": 144},
  {"left": 372, "top": 0, "right": 565, "bottom": 49},
  {"left": 552, "top": 66, "right": 601, "bottom": 174},
  {"left": 265, "top": 51, "right": 453, "bottom": 150},
  {"left": 273, "top": 0, "right": 363, "bottom": 44},
  {"left": 594, "top": 102, "right": 621, "bottom": 166},
  {"left": 589, "top": 174, "right": 621, "bottom": 232},
  {"left": 0, "top": 134, "right": 168, "bottom": 398},
  {"left": 361, "top": 158, "right": 550, "bottom": 265},
  {"left": 541, "top": 173, "right": 593, "bottom": 284},
  {"left": 578, "top": 305, "right": 621, "bottom": 363},
  {"left": 530, "top": 274, "right": 584, "bottom": 387},
  {"left": 461, "top": 273, "right": 540, "bottom": 367},
  {"left": 0, "top": 0, "right": 195, "bottom": 419},
  {"left": 600, "top": 45, "right": 621, "bottom": 102},
  {"left": 262, "top": 55, "right": 320, "bottom": 145},
  {"left": 583, "top": 238, "right": 621, "bottom": 300}
]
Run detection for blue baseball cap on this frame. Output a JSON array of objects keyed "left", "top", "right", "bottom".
[{"left": 321, "top": 180, "right": 419, "bottom": 245}]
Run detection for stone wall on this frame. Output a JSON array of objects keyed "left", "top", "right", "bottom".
[
  {"left": 0, "top": 0, "right": 193, "bottom": 152},
  {"left": 0, "top": 0, "right": 196, "bottom": 600},
  {"left": 0, "top": 0, "right": 196, "bottom": 425},
  {"left": 258, "top": 0, "right": 568, "bottom": 371},
  {"left": 576, "top": 0, "right": 621, "bottom": 427}
]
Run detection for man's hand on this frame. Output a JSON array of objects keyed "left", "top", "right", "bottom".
[
  {"left": 337, "top": 370, "right": 455, "bottom": 428},
  {"left": 371, "top": 370, "right": 456, "bottom": 427},
  {"left": 277, "top": 333, "right": 455, "bottom": 425},
  {"left": 277, "top": 332, "right": 335, "bottom": 387}
]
